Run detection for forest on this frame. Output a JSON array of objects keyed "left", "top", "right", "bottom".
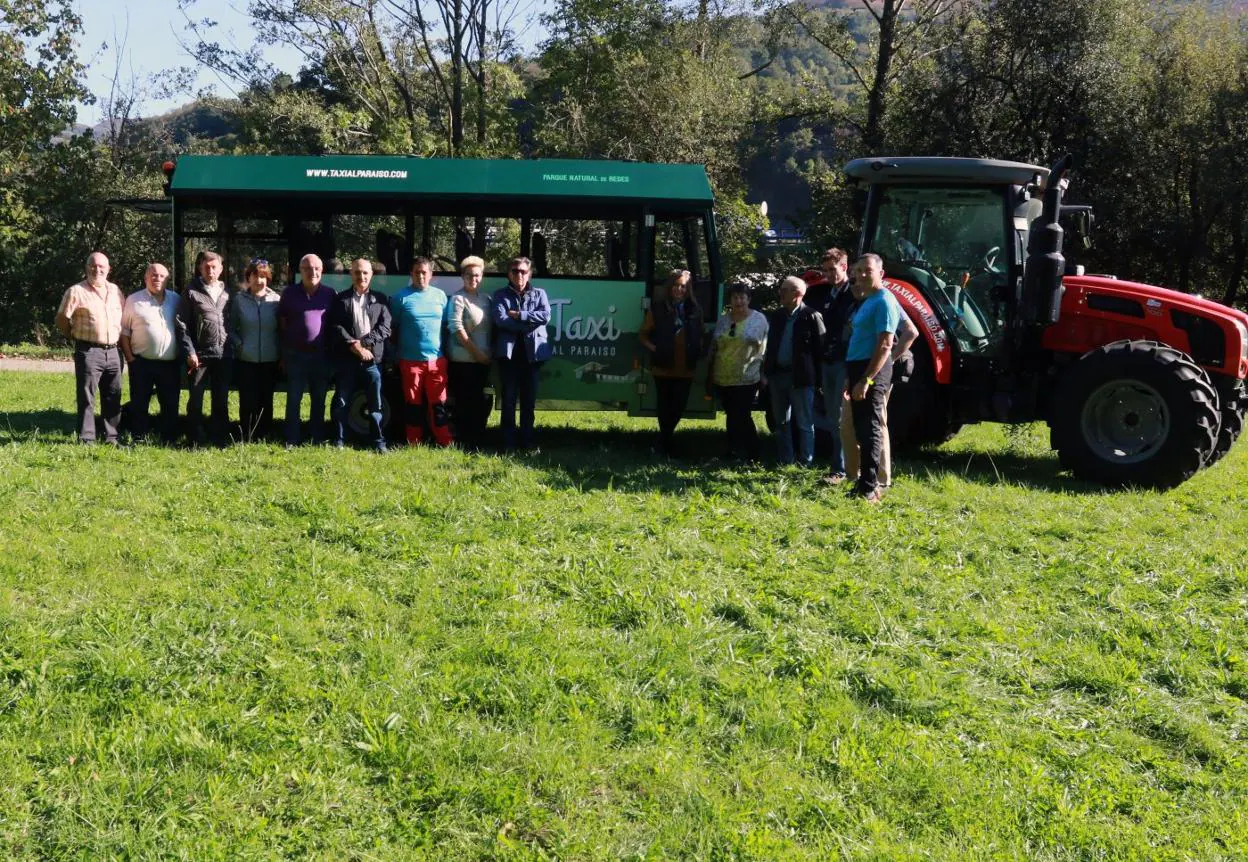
[{"left": 2, "top": 0, "right": 1247, "bottom": 343}]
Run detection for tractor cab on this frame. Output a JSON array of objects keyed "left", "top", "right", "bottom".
[{"left": 847, "top": 157, "right": 1048, "bottom": 363}]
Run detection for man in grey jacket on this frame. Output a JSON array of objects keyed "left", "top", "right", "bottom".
[{"left": 177, "top": 250, "right": 234, "bottom": 446}]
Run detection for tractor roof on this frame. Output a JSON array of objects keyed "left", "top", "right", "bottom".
[{"left": 844, "top": 157, "right": 1049, "bottom": 186}]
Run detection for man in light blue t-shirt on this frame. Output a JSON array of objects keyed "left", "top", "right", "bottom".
[
  {"left": 845, "top": 253, "right": 902, "bottom": 501},
  {"left": 391, "top": 257, "right": 452, "bottom": 446}
]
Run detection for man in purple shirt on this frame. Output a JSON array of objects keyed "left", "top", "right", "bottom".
[{"left": 278, "top": 253, "right": 336, "bottom": 445}]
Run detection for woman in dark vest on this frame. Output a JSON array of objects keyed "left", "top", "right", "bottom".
[{"left": 639, "top": 268, "right": 703, "bottom": 456}]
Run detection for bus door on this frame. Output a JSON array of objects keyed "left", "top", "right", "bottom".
[{"left": 629, "top": 213, "right": 718, "bottom": 419}]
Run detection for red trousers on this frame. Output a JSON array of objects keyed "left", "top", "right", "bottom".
[{"left": 399, "top": 358, "right": 452, "bottom": 446}]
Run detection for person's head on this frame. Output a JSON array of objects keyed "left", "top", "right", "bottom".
[
  {"left": 508, "top": 256, "right": 532, "bottom": 290},
  {"left": 727, "top": 282, "right": 751, "bottom": 314},
  {"left": 664, "top": 268, "right": 691, "bottom": 304},
  {"left": 459, "top": 255, "right": 484, "bottom": 293},
  {"left": 350, "top": 258, "right": 373, "bottom": 293},
  {"left": 243, "top": 258, "right": 273, "bottom": 293},
  {"left": 852, "top": 253, "right": 884, "bottom": 300},
  {"left": 144, "top": 262, "right": 170, "bottom": 294},
  {"left": 198, "top": 251, "right": 223, "bottom": 283},
  {"left": 410, "top": 256, "right": 433, "bottom": 289},
  {"left": 821, "top": 248, "right": 848, "bottom": 285},
  {"left": 299, "top": 253, "right": 323, "bottom": 290},
  {"left": 779, "top": 275, "right": 807, "bottom": 310},
  {"left": 85, "top": 251, "right": 110, "bottom": 286}
]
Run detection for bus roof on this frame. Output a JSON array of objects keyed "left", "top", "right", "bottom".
[
  {"left": 844, "top": 157, "right": 1048, "bottom": 187},
  {"left": 168, "top": 155, "right": 715, "bottom": 209}
]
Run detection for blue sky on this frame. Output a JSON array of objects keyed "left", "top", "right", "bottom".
[{"left": 75, "top": 0, "right": 303, "bottom": 125}]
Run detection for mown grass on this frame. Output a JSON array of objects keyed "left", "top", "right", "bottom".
[{"left": 0, "top": 370, "right": 1245, "bottom": 859}]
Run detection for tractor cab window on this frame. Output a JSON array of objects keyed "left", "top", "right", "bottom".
[{"left": 869, "top": 186, "right": 1010, "bottom": 356}]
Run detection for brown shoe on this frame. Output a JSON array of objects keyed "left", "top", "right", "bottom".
[
  {"left": 821, "top": 472, "right": 847, "bottom": 486},
  {"left": 857, "top": 486, "right": 885, "bottom": 503}
]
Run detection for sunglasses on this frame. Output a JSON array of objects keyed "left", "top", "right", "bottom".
[
  {"left": 510, "top": 267, "right": 529, "bottom": 275},
  {"left": 729, "top": 323, "right": 737, "bottom": 337}
]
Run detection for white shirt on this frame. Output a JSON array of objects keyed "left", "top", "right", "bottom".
[
  {"left": 351, "top": 290, "right": 372, "bottom": 338},
  {"left": 205, "top": 281, "right": 225, "bottom": 306},
  {"left": 121, "top": 288, "right": 180, "bottom": 361}
]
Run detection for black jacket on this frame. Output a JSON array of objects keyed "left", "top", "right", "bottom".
[
  {"left": 177, "top": 277, "right": 234, "bottom": 360},
  {"left": 816, "top": 280, "right": 856, "bottom": 363},
  {"left": 764, "top": 303, "right": 825, "bottom": 388},
  {"left": 327, "top": 288, "right": 392, "bottom": 364}
]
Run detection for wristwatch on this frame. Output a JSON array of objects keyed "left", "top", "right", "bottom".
[{"left": 865, "top": 376, "right": 875, "bottom": 386}]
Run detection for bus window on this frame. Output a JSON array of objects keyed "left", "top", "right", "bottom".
[
  {"left": 332, "top": 213, "right": 408, "bottom": 275},
  {"left": 527, "top": 219, "right": 639, "bottom": 279},
  {"left": 483, "top": 218, "right": 522, "bottom": 273}
]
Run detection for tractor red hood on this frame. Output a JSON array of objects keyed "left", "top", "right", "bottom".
[{"left": 1063, "top": 275, "right": 1248, "bottom": 328}]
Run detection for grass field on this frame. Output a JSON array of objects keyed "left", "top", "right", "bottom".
[{"left": 0, "top": 369, "right": 1245, "bottom": 859}]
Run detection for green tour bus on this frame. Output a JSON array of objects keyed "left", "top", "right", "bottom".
[{"left": 159, "top": 154, "right": 725, "bottom": 434}]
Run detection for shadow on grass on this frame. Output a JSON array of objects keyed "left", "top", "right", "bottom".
[
  {"left": 0, "top": 408, "right": 78, "bottom": 444},
  {"left": 515, "top": 424, "right": 1102, "bottom": 496}
]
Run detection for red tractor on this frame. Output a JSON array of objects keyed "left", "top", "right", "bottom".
[{"left": 824, "top": 155, "right": 1248, "bottom": 488}]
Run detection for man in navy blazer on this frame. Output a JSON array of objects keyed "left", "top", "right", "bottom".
[{"left": 491, "top": 256, "right": 551, "bottom": 452}]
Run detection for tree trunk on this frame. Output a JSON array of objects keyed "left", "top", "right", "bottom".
[
  {"left": 451, "top": 0, "right": 465, "bottom": 155},
  {"left": 864, "top": 0, "right": 899, "bottom": 153},
  {"left": 1225, "top": 194, "right": 1246, "bottom": 307}
]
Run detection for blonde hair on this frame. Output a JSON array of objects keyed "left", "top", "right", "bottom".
[{"left": 459, "top": 255, "right": 485, "bottom": 272}]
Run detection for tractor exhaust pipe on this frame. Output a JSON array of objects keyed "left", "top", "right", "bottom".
[{"left": 1021, "top": 154, "right": 1074, "bottom": 326}]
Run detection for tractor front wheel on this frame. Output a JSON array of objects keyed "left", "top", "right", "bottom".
[{"left": 1051, "top": 340, "right": 1219, "bottom": 488}]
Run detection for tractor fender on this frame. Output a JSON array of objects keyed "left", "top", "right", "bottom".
[{"left": 884, "top": 278, "right": 953, "bottom": 384}]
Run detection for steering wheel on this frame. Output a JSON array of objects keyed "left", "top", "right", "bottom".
[{"left": 983, "top": 246, "right": 1001, "bottom": 272}]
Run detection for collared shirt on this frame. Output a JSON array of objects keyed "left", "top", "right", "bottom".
[
  {"left": 776, "top": 302, "right": 802, "bottom": 369},
  {"left": 846, "top": 288, "right": 902, "bottom": 362},
  {"left": 351, "top": 290, "right": 372, "bottom": 339},
  {"left": 121, "top": 288, "right": 180, "bottom": 360},
  {"left": 57, "top": 279, "right": 124, "bottom": 344},
  {"left": 204, "top": 280, "right": 225, "bottom": 306},
  {"left": 278, "top": 283, "right": 337, "bottom": 351},
  {"left": 392, "top": 284, "right": 449, "bottom": 362}
]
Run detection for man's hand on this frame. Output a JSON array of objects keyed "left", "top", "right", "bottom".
[
  {"left": 507, "top": 309, "right": 521, "bottom": 320},
  {"left": 357, "top": 347, "right": 374, "bottom": 362},
  {"left": 851, "top": 378, "right": 870, "bottom": 401},
  {"left": 187, "top": 353, "right": 200, "bottom": 371}
]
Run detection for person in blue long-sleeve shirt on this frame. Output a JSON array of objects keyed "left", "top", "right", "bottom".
[{"left": 491, "top": 256, "right": 551, "bottom": 452}]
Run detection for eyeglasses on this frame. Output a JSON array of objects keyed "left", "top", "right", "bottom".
[{"left": 510, "top": 267, "right": 529, "bottom": 275}]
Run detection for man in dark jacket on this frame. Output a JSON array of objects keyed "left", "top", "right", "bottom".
[
  {"left": 176, "top": 250, "right": 234, "bottom": 446},
  {"left": 763, "top": 275, "right": 825, "bottom": 466},
  {"left": 814, "top": 247, "right": 856, "bottom": 481},
  {"left": 328, "top": 258, "right": 392, "bottom": 452}
]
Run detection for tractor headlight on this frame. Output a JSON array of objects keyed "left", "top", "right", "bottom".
[{"left": 1236, "top": 320, "right": 1248, "bottom": 362}]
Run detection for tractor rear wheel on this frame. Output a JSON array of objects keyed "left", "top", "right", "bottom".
[
  {"left": 1051, "top": 340, "right": 1219, "bottom": 488},
  {"left": 888, "top": 344, "right": 959, "bottom": 450}
]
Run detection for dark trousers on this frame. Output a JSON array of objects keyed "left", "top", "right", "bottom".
[
  {"left": 284, "top": 350, "right": 331, "bottom": 445},
  {"left": 498, "top": 356, "right": 542, "bottom": 450},
  {"left": 237, "top": 360, "right": 278, "bottom": 441},
  {"left": 333, "top": 360, "right": 385, "bottom": 448},
  {"left": 847, "top": 359, "right": 892, "bottom": 493},
  {"left": 187, "top": 356, "right": 233, "bottom": 444},
  {"left": 449, "top": 361, "right": 491, "bottom": 450},
  {"left": 654, "top": 375, "right": 693, "bottom": 452},
  {"left": 128, "top": 356, "right": 180, "bottom": 442},
  {"left": 73, "top": 343, "right": 123, "bottom": 443},
  {"left": 717, "top": 383, "right": 759, "bottom": 461}
]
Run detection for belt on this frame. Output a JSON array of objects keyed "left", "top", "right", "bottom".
[{"left": 76, "top": 339, "right": 117, "bottom": 349}]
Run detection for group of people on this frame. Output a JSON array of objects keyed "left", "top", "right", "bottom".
[
  {"left": 54, "top": 246, "right": 917, "bottom": 499},
  {"left": 642, "top": 249, "right": 916, "bottom": 502},
  {"left": 54, "top": 250, "right": 550, "bottom": 454}
]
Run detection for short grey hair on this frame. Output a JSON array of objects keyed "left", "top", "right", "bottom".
[
  {"left": 780, "top": 275, "right": 807, "bottom": 294},
  {"left": 857, "top": 252, "right": 883, "bottom": 270}
]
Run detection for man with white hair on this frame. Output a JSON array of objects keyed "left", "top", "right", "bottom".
[
  {"left": 278, "top": 253, "right": 337, "bottom": 446},
  {"left": 55, "top": 251, "right": 125, "bottom": 444},
  {"left": 120, "top": 262, "right": 181, "bottom": 443},
  {"left": 762, "top": 274, "right": 825, "bottom": 466}
]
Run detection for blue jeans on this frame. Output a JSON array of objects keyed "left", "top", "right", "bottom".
[
  {"left": 333, "top": 360, "right": 384, "bottom": 447},
  {"left": 769, "top": 371, "right": 815, "bottom": 465},
  {"left": 284, "top": 350, "right": 331, "bottom": 444},
  {"left": 821, "top": 360, "right": 848, "bottom": 474}
]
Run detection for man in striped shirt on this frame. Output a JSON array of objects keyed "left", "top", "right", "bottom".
[{"left": 55, "top": 252, "right": 125, "bottom": 444}]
